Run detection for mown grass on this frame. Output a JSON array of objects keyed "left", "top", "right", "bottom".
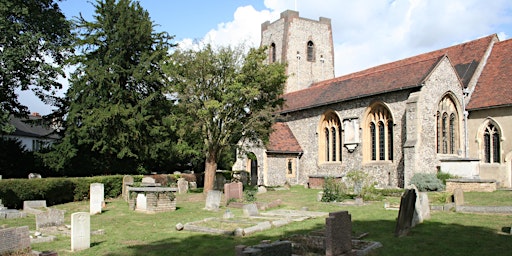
[{"left": 1, "top": 186, "right": 512, "bottom": 255}]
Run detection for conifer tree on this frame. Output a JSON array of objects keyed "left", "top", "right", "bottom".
[{"left": 46, "top": 0, "right": 176, "bottom": 174}]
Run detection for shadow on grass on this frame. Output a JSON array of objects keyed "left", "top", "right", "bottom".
[{"left": 104, "top": 217, "right": 512, "bottom": 256}]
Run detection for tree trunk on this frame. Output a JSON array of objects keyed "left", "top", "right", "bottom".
[{"left": 203, "top": 151, "right": 217, "bottom": 193}]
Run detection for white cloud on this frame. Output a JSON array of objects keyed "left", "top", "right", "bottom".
[{"left": 183, "top": 0, "right": 512, "bottom": 76}]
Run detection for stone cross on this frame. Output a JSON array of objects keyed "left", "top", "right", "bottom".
[{"left": 71, "top": 212, "right": 90, "bottom": 252}]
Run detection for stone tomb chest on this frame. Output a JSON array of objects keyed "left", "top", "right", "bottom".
[{"left": 127, "top": 186, "right": 177, "bottom": 213}]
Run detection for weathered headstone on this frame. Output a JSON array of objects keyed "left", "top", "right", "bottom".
[
  {"left": 35, "top": 208, "right": 65, "bottom": 230},
  {"left": 142, "top": 176, "right": 156, "bottom": 184},
  {"left": 136, "top": 193, "right": 147, "bottom": 211},
  {"left": 325, "top": 211, "right": 352, "bottom": 256},
  {"left": 224, "top": 182, "right": 243, "bottom": 203},
  {"left": 409, "top": 184, "right": 431, "bottom": 227},
  {"left": 122, "top": 175, "right": 134, "bottom": 201},
  {"left": 214, "top": 172, "right": 226, "bottom": 191},
  {"left": 235, "top": 240, "right": 292, "bottom": 256},
  {"left": 189, "top": 181, "right": 197, "bottom": 190},
  {"left": 90, "top": 183, "right": 104, "bottom": 215},
  {"left": 205, "top": 190, "right": 222, "bottom": 211},
  {"left": 243, "top": 203, "right": 259, "bottom": 217},
  {"left": 454, "top": 188, "right": 464, "bottom": 206},
  {"left": 71, "top": 212, "right": 90, "bottom": 252},
  {"left": 23, "top": 200, "right": 47, "bottom": 214},
  {"left": 177, "top": 178, "right": 189, "bottom": 194},
  {"left": 395, "top": 189, "right": 416, "bottom": 237},
  {"left": 0, "top": 226, "right": 30, "bottom": 255}
]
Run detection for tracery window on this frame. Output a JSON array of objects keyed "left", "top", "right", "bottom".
[
  {"left": 307, "top": 41, "right": 315, "bottom": 62},
  {"left": 483, "top": 122, "right": 501, "bottom": 163},
  {"left": 365, "top": 103, "right": 393, "bottom": 162},
  {"left": 436, "top": 96, "right": 459, "bottom": 155},
  {"left": 319, "top": 111, "right": 342, "bottom": 162}
]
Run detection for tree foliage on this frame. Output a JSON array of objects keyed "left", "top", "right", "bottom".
[
  {"left": 0, "top": 0, "right": 72, "bottom": 132},
  {"left": 43, "top": 0, "right": 176, "bottom": 175},
  {"left": 166, "top": 44, "right": 287, "bottom": 192}
]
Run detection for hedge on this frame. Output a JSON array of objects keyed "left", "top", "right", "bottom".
[{"left": 0, "top": 175, "right": 141, "bottom": 209}]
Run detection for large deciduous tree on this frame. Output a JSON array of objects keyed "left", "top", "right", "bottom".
[
  {"left": 0, "top": 0, "right": 72, "bottom": 132},
  {"left": 167, "top": 44, "right": 287, "bottom": 192},
  {"left": 45, "top": 0, "right": 176, "bottom": 175}
]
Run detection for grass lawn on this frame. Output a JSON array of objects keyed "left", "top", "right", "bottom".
[{"left": 2, "top": 186, "right": 512, "bottom": 255}]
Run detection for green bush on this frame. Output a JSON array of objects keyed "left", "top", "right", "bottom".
[
  {"left": 321, "top": 177, "right": 349, "bottom": 202},
  {"left": 0, "top": 175, "right": 125, "bottom": 209},
  {"left": 437, "top": 171, "right": 458, "bottom": 185},
  {"left": 410, "top": 173, "right": 445, "bottom": 192},
  {"left": 378, "top": 188, "right": 405, "bottom": 197}
]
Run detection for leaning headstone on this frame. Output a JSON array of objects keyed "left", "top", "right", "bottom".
[
  {"left": 242, "top": 203, "right": 259, "bottom": 217},
  {"left": 325, "top": 211, "right": 352, "bottom": 256},
  {"left": 224, "top": 182, "right": 243, "bottom": 203},
  {"left": 122, "top": 175, "right": 134, "bottom": 201},
  {"left": 204, "top": 190, "right": 222, "bottom": 211},
  {"left": 395, "top": 189, "right": 416, "bottom": 237},
  {"left": 90, "top": 183, "right": 104, "bottom": 215},
  {"left": 453, "top": 188, "right": 464, "bottom": 206},
  {"left": 71, "top": 212, "right": 90, "bottom": 252},
  {"left": 35, "top": 208, "right": 65, "bottom": 230},
  {"left": 177, "top": 178, "right": 189, "bottom": 194}
]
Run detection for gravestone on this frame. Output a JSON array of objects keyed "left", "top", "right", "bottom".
[
  {"left": 90, "top": 183, "right": 104, "bottom": 215},
  {"left": 136, "top": 193, "right": 147, "bottom": 211},
  {"left": 243, "top": 203, "right": 259, "bottom": 217},
  {"left": 454, "top": 188, "right": 464, "bottom": 206},
  {"left": 189, "top": 181, "right": 197, "bottom": 190},
  {"left": 142, "top": 176, "right": 156, "bottom": 184},
  {"left": 177, "top": 178, "right": 189, "bottom": 194},
  {"left": 325, "top": 211, "right": 353, "bottom": 256},
  {"left": 395, "top": 189, "right": 416, "bottom": 237},
  {"left": 0, "top": 226, "right": 30, "bottom": 255},
  {"left": 35, "top": 208, "right": 65, "bottom": 230},
  {"left": 235, "top": 240, "right": 292, "bottom": 256},
  {"left": 410, "top": 184, "right": 430, "bottom": 227},
  {"left": 23, "top": 200, "right": 47, "bottom": 214},
  {"left": 71, "top": 212, "right": 90, "bottom": 252},
  {"left": 214, "top": 172, "right": 226, "bottom": 191},
  {"left": 205, "top": 190, "right": 222, "bottom": 211},
  {"left": 122, "top": 175, "right": 134, "bottom": 201},
  {"left": 224, "top": 182, "right": 243, "bottom": 203}
]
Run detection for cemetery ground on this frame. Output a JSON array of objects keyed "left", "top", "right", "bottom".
[{"left": 2, "top": 187, "right": 512, "bottom": 255}]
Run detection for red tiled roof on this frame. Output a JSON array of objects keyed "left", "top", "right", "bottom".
[
  {"left": 266, "top": 122, "right": 302, "bottom": 153},
  {"left": 280, "top": 34, "right": 497, "bottom": 113},
  {"left": 467, "top": 38, "right": 512, "bottom": 110},
  {"left": 280, "top": 56, "right": 443, "bottom": 113}
]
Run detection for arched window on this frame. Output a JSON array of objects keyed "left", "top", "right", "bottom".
[
  {"left": 307, "top": 41, "right": 315, "bottom": 62},
  {"left": 270, "top": 43, "right": 276, "bottom": 63},
  {"left": 483, "top": 122, "right": 501, "bottom": 163},
  {"left": 319, "top": 111, "right": 342, "bottom": 163},
  {"left": 436, "top": 95, "right": 459, "bottom": 155},
  {"left": 364, "top": 103, "right": 393, "bottom": 162}
]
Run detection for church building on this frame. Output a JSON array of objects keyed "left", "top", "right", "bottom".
[{"left": 233, "top": 10, "right": 512, "bottom": 188}]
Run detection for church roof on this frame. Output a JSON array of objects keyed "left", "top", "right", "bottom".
[
  {"left": 467, "top": 38, "right": 512, "bottom": 110},
  {"left": 280, "top": 34, "right": 497, "bottom": 114},
  {"left": 266, "top": 122, "right": 303, "bottom": 153}
]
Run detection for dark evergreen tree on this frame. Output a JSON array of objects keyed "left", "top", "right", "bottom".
[{"left": 44, "top": 0, "right": 176, "bottom": 175}]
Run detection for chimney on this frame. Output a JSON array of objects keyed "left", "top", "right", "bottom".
[{"left": 31, "top": 112, "right": 41, "bottom": 117}]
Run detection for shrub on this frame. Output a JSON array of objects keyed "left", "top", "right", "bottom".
[
  {"left": 0, "top": 175, "right": 125, "bottom": 209},
  {"left": 321, "top": 177, "right": 349, "bottom": 202},
  {"left": 243, "top": 186, "right": 257, "bottom": 202},
  {"left": 437, "top": 171, "right": 458, "bottom": 185},
  {"left": 410, "top": 173, "right": 445, "bottom": 192}
]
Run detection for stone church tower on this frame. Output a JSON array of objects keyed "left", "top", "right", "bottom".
[{"left": 261, "top": 10, "right": 335, "bottom": 93}]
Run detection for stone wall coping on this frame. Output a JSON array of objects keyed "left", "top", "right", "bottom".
[
  {"left": 308, "top": 175, "right": 344, "bottom": 178},
  {"left": 439, "top": 158, "right": 480, "bottom": 162},
  {"left": 447, "top": 179, "right": 497, "bottom": 183},
  {"left": 127, "top": 186, "right": 177, "bottom": 192}
]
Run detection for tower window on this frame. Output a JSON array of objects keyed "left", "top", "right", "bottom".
[
  {"left": 270, "top": 43, "right": 276, "bottom": 63},
  {"left": 307, "top": 41, "right": 315, "bottom": 62}
]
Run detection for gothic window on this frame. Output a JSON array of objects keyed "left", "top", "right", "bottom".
[
  {"left": 364, "top": 103, "right": 394, "bottom": 162},
  {"left": 483, "top": 122, "right": 501, "bottom": 163},
  {"left": 270, "top": 43, "right": 276, "bottom": 63},
  {"left": 307, "top": 41, "right": 315, "bottom": 62},
  {"left": 319, "top": 111, "right": 342, "bottom": 163},
  {"left": 436, "top": 95, "right": 459, "bottom": 155}
]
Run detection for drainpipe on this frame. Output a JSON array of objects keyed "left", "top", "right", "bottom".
[{"left": 296, "top": 152, "right": 302, "bottom": 185}]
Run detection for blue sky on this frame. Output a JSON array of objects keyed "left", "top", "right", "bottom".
[{"left": 20, "top": 0, "right": 512, "bottom": 114}]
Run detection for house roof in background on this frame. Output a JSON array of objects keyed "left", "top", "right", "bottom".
[{"left": 266, "top": 122, "right": 302, "bottom": 153}]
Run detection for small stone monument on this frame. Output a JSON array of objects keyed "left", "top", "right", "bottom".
[
  {"left": 453, "top": 188, "right": 464, "bottom": 206},
  {"left": 243, "top": 203, "right": 259, "bottom": 217},
  {"left": 71, "top": 212, "right": 90, "bottom": 252},
  {"left": 136, "top": 193, "right": 147, "bottom": 211},
  {"left": 122, "top": 175, "right": 134, "bottom": 201},
  {"left": 177, "top": 178, "right": 189, "bottom": 194},
  {"left": 224, "top": 182, "right": 243, "bottom": 203},
  {"left": 35, "top": 208, "right": 65, "bottom": 230},
  {"left": 90, "top": 183, "right": 104, "bottom": 215},
  {"left": 205, "top": 190, "right": 222, "bottom": 211}
]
